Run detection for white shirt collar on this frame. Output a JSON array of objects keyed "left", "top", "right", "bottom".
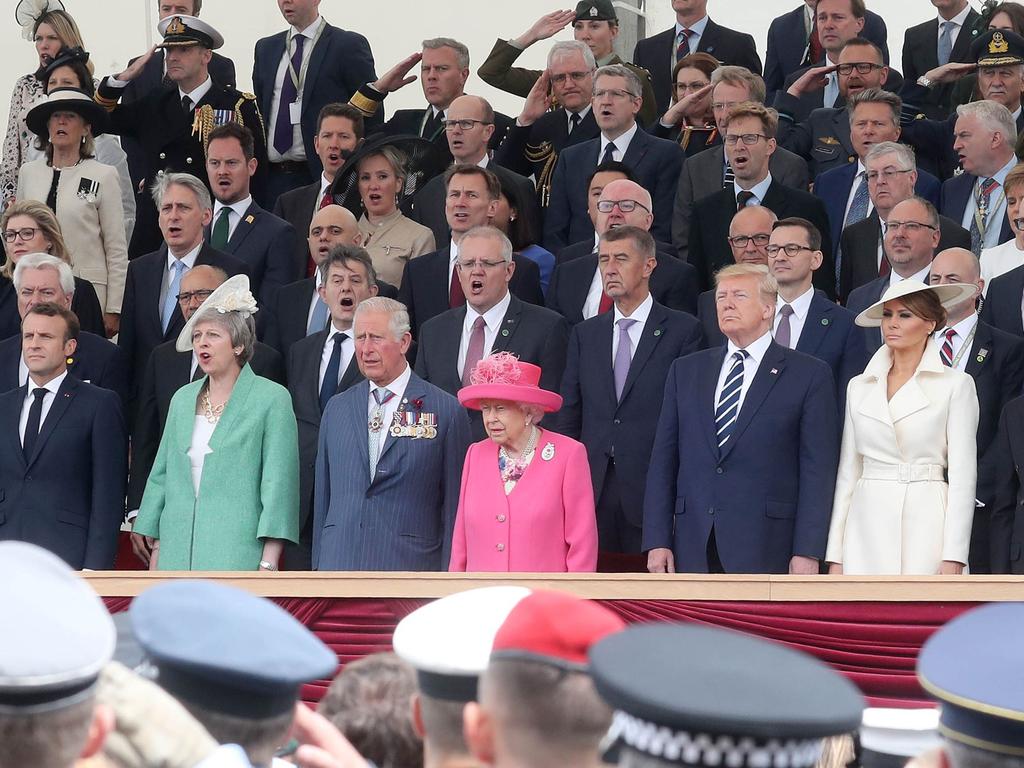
[
  {"left": 27, "top": 369, "right": 67, "bottom": 394},
  {"left": 777, "top": 285, "right": 815, "bottom": 320},
  {"left": 465, "top": 290, "right": 511, "bottom": 333},
  {"left": 675, "top": 16, "right": 709, "bottom": 36},
  {"left": 167, "top": 241, "right": 203, "bottom": 270},
  {"left": 213, "top": 195, "right": 252, "bottom": 221},
  {"left": 941, "top": 4, "right": 972, "bottom": 27},
  {"left": 614, "top": 292, "right": 654, "bottom": 323},
  {"left": 601, "top": 121, "right": 639, "bottom": 153},
  {"left": 890, "top": 263, "right": 932, "bottom": 287},
  {"left": 449, "top": 240, "right": 460, "bottom": 265},
  {"left": 993, "top": 154, "right": 1018, "bottom": 185},
  {"left": 179, "top": 76, "right": 212, "bottom": 107},
  {"left": 290, "top": 16, "right": 324, "bottom": 39},
  {"left": 942, "top": 312, "right": 979, "bottom": 339},
  {"left": 726, "top": 329, "right": 773, "bottom": 364},
  {"left": 568, "top": 104, "right": 592, "bottom": 127},
  {"left": 329, "top": 320, "right": 353, "bottom": 337},
  {"left": 371, "top": 362, "right": 412, "bottom": 397},
  {"left": 735, "top": 172, "right": 773, "bottom": 201},
  {"left": 319, "top": 173, "right": 332, "bottom": 196}
]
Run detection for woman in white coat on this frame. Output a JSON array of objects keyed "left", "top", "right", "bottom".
[{"left": 826, "top": 281, "right": 980, "bottom": 575}]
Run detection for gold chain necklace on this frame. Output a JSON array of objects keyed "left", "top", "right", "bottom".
[{"left": 201, "top": 388, "right": 228, "bottom": 424}]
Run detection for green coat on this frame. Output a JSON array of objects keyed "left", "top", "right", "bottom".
[
  {"left": 135, "top": 364, "right": 300, "bottom": 570},
  {"left": 477, "top": 38, "right": 659, "bottom": 128}
]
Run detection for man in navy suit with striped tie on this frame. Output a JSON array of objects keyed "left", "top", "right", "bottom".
[
  {"left": 313, "top": 297, "right": 471, "bottom": 571},
  {"left": 643, "top": 263, "right": 840, "bottom": 574}
]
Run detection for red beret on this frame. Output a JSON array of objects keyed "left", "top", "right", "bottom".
[{"left": 490, "top": 590, "right": 625, "bottom": 669}]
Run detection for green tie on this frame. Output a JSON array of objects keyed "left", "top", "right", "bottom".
[{"left": 211, "top": 207, "right": 231, "bottom": 249}]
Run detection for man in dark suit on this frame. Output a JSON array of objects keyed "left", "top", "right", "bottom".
[
  {"left": 764, "top": 1, "right": 888, "bottom": 101},
  {"left": 990, "top": 394, "right": 1024, "bottom": 572},
  {"left": 643, "top": 263, "right": 840, "bottom": 574},
  {"left": 0, "top": 304, "right": 126, "bottom": 569},
  {"left": 399, "top": 166, "right": 543, "bottom": 338},
  {"left": 548, "top": 178, "right": 699, "bottom": 322},
  {"left": 313, "top": 297, "right": 472, "bottom": 571},
  {"left": 272, "top": 104, "right": 364, "bottom": 277},
  {"left": 544, "top": 65, "right": 683, "bottom": 251},
  {"left": 632, "top": 0, "right": 761, "bottom": 116},
  {"left": 95, "top": 16, "right": 268, "bottom": 258},
  {"left": 416, "top": 226, "right": 568, "bottom": 441},
  {"left": 127, "top": 264, "right": 284, "bottom": 565},
  {"left": 902, "top": 1, "right": 981, "bottom": 120},
  {"left": 118, "top": 174, "right": 248, "bottom": 406},
  {"left": 407, "top": 95, "right": 540, "bottom": 251},
  {"left": 492, "top": 41, "right": 601, "bottom": 210},
  {"left": 688, "top": 103, "right": 835, "bottom": 295},
  {"left": 0, "top": 255, "right": 126, "bottom": 402},
  {"left": 840, "top": 141, "right": 970, "bottom": 302},
  {"left": 672, "top": 66, "right": 810, "bottom": 262},
  {"left": 981, "top": 263, "right": 1024, "bottom": 337},
  {"left": 285, "top": 247, "right": 379, "bottom": 570},
  {"left": 930, "top": 247, "right": 1024, "bottom": 573},
  {"left": 556, "top": 226, "right": 702, "bottom": 565},
  {"left": 204, "top": 123, "right": 299, "bottom": 325},
  {"left": 253, "top": 0, "right": 378, "bottom": 202},
  {"left": 847, "top": 196, "right": 941, "bottom": 353}
]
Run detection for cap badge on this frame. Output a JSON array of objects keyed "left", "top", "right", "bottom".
[
  {"left": 166, "top": 16, "right": 187, "bottom": 35},
  {"left": 990, "top": 31, "right": 1009, "bottom": 55},
  {"left": 589, "top": 6, "right": 598, "bottom": 16}
]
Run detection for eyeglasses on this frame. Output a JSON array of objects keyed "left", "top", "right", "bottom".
[
  {"left": 766, "top": 243, "right": 814, "bottom": 257},
  {"left": 457, "top": 259, "right": 507, "bottom": 270},
  {"left": 593, "top": 88, "right": 636, "bottom": 100},
  {"left": 443, "top": 119, "right": 492, "bottom": 131},
  {"left": 728, "top": 233, "right": 771, "bottom": 248},
  {"left": 3, "top": 227, "right": 39, "bottom": 242},
  {"left": 866, "top": 169, "right": 914, "bottom": 182},
  {"left": 177, "top": 289, "right": 215, "bottom": 304},
  {"left": 550, "top": 71, "right": 592, "bottom": 85},
  {"left": 596, "top": 199, "right": 650, "bottom": 213},
  {"left": 837, "top": 62, "right": 884, "bottom": 76},
  {"left": 724, "top": 133, "right": 769, "bottom": 146},
  {"left": 885, "top": 220, "right": 937, "bottom": 233}
]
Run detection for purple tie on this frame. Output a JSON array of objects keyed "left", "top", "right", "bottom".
[
  {"left": 613, "top": 318, "right": 637, "bottom": 400},
  {"left": 273, "top": 33, "right": 306, "bottom": 155},
  {"left": 775, "top": 304, "right": 794, "bottom": 349}
]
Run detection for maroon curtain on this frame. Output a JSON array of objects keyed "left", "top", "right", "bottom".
[{"left": 104, "top": 597, "right": 972, "bottom": 707}]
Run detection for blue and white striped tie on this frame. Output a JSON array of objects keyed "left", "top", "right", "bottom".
[{"left": 715, "top": 350, "right": 748, "bottom": 450}]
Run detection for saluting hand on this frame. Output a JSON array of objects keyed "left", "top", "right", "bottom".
[
  {"left": 519, "top": 70, "right": 552, "bottom": 127},
  {"left": 922, "top": 61, "right": 977, "bottom": 85},
  {"left": 786, "top": 63, "right": 839, "bottom": 98},
  {"left": 661, "top": 82, "right": 713, "bottom": 127},
  {"left": 371, "top": 52, "right": 423, "bottom": 95},
  {"left": 115, "top": 46, "right": 158, "bottom": 82},
  {"left": 291, "top": 702, "right": 369, "bottom": 768},
  {"left": 514, "top": 9, "right": 576, "bottom": 48}
]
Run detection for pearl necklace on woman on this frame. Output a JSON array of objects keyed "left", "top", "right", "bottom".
[{"left": 498, "top": 426, "right": 539, "bottom": 486}]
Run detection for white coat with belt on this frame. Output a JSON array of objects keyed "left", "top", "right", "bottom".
[{"left": 826, "top": 339, "right": 979, "bottom": 574}]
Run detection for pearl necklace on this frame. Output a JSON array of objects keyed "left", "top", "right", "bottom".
[{"left": 498, "top": 426, "right": 539, "bottom": 485}]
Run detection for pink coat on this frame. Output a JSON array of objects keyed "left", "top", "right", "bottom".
[{"left": 449, "top": 430, "right": 597, "bottom": 572}]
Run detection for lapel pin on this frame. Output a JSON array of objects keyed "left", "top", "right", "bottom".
[
  {"left": 770, "top": 368, "right": 779, "bottom": 375},
  {"left": 654, "top": 329, "right": 662, "bottom": 336},
  {"left": 977, "top": 348, "right": 989, "bottom": 363},
  {"left": 245, "top": 215, "right": 254, "bottom": 224},
  {"left": 501, "top": 329, "right": 510, "bottom": 337},
  {"left": 821, "top": 318, "right": 830, "bottom": 326}
]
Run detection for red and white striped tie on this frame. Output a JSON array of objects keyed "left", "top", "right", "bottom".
[{"left": 940, "top": 328, "right": 956, "bottom": 367}]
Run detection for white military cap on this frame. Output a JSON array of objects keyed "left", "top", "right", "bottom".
[{"left": 860, "top": 708, "right": 940, "bottom": 768}]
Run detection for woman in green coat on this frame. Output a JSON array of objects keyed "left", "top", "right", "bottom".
[{"left": 134, "top": 276, "right": 299, "bottom": 570}]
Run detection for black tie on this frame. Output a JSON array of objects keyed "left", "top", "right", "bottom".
[
  {"left": 22, "top": 387, "right": 47, "bottom": 459},
  {"left": 569, "top": 112, "right": 581, "bottom": 133},
  {"left": 736, "top": 190, "right": 755, "bottom": 212},
  {"left": 601, "top": 141, "right": 617, "bottom": 166},
  {"left": 181, "top": 95, "right": 192, "bottom": 114},
  {"left": 423, "top": 110, "right": 441, "bottom": 140},
  {"left": 319, "top": 332, "right": 346, "bottom": 411}
]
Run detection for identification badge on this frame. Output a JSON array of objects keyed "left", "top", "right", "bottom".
[{"left": 289, "top": 100, "right": 302, "bottom": 124}]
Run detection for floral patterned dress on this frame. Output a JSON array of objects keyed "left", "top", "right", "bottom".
[{"left": 1, "top": 73, "right": 45, "bottom": 205}]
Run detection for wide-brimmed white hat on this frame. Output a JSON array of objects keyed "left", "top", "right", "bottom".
[
  {"left": 175, "top": 274, "right": 257, "bottom": 352},
  {"left": 854, "top": 280, "right": 978, "bottom": 328}
]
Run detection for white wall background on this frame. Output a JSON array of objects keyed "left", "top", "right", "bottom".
[{"left": 0, "top": 0, "right": 983, "bottom": 123}]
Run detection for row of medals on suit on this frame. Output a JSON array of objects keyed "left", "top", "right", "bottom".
[{"left": 369, "top": 399, "right": 438, "bottom": 440}]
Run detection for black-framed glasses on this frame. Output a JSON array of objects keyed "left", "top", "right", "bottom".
[
  {"left": 457, "top": 259, "right": 507, "bottom": 270},
  {"left": 885, "top": 220, "right": 937, "bottom": 233},
  {"left": 550, "top": 71, "right": 592, "bottom": 85},
  {"left": 3, "top": 227, "right": 39, "bottom": 243},
  {"left": 177, "top": 289, "right": 215, "bottom": 304},
  {"left": 596, "top": 199, "right": 650, "bottom": 214},
  {"left": 766, "top": 243, "right": 814, "bottom": 257},
  {"left": 724, "top": 133, "right": 769, "bottom": 146},
  {"left": 443, "top": 119, "right": 492, "bottom": 131},
  {"left": 837, "top": 62, "right": 884, "bottom": 76},
  {"left": 593, "top": 88, "right": 637, "bottom": 100},
  {"left": 728, "top": 233, "right": 771, "bottom": 248},
  {"left": 866, "top": 168, "right": 914, "bottom": 182}
]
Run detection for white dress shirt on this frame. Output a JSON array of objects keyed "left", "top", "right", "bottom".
[
  {"left": 889, "top": 263, "right": 931, "bottom": 288},
  {"left": 306, "top": 268, "right": 326, "bottom": 332},
  {"left": 179, "top": 77, "right": 212, "bottom": 111},
  {"left": 611, "top": 293, "right": 653, "bottom": 367},
  {"left": 599, "top": 122, "right": 639, "bottom": 164},
  {"left": 714, "top": 331, "right": 773, "bottom": 416},
  {"left": 567, "top": 105, "right": 593, "bottom": 133},
  {"left": 935, "top": 312, "right": 978, "bottom": 373},
  {"left": 267, "top": 16, "right": 325, "bottom": 162},
  {"left": 211, "top": 196, "right": 252, "bottom": 242},
  {"left": 458, "top": 291, "right": 511, "bottom": 377},
  {"left": 448, "top": 239, "right": 461, "bottom": 288},
  {"left": 980, "top": 239, "right": 1024, "bottom": 293},
  {"left": 961, "top": 155, "right": 1017, "bottom": 250},
  {"left": 674, "top": 15, "right": 709, "bottom": 62},
  {"left": 773, "top": 286, "right": 815, "bottom": 349},
  {"left": 734, "top": 173, "right": 773, "bottom": 207},
  {"left": 161, "top": 243, "right": 203, "bottom": 309},
  {"left": 319, "top": 322, "right": 355, "bottom": 391},
  {"left": 937, "top": 4, "right": 973, "bottom": 51},
  {"left": 367, "top": 364, "right": 412, "bottom": 465},
  {"left": 583, "top": 250, "right": 606, "bottom": 320},
  {"left": 19, "top": 370, "right": 68, "bottom": 444}
]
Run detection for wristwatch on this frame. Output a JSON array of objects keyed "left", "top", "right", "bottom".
[
  {"left": 917, "top": 75, "right": 934, "bottom": 88},
  {"left": 258, "top": 560, "right": 277, "bottom": 571}
]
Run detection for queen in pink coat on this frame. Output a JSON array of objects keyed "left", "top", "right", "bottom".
[{"left": 449, "top": 353, "right": 598, "bottom": 572}]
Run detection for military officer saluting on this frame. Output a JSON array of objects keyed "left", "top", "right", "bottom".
[{"left": 95, "top": 15, "right": 268, "bottom": 258}]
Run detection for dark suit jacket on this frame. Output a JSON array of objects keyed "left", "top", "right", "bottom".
[
  {"left": 940, "top": 171, "right": 1014, "bottom": 246},
  {"left": 764, "top": 5, "right": 889, "bottom": 99},
  {"left": 642, "top": 342, "right": 840, "bottom": 572},
  {"left": 774, "top": 97, "right": 855, "bottom": 179},
  {"left": 816, "top": 162, "right": 941, "bottom": 256},
  {"left": 981, "top": 264, "right": 1024, "bottom": 337},
  {"left": 272, "top": 180, "right": 320, "bottom": 276},
  {"left": 397, "top": 248, "right": 543, "bottom": 338},
  {"left": 546, "top": 248, "right": 699, "bottom": 324},
  {"left": 492, "top": 107, "right": 600, "bottom": 189},
  {"left": 672, "top": 145, "right": 810, "bottom": 262},
  {"left": 543, "top": 128, "right": 683, "bottom": 252},
  {"left": 901, "top": 10, "right": 981, "bottom": 120},
  {"left": 253, "top": 23, "right": 380, "bottom": 178},
  {"left": 990, "top": 394, "right": 1024, "bottom": 572},
  {"left": 415, "top": 295, "right": 569, "bottom": 440},
  {"left": 0, "top": 278, "right": 103, "bottom": 341},
  {"left": 0, "top": 376, "right": 127, "bottom": 569},
  {"left": 126, "top": 339, "right": 284, "bottom": 511},
  {"left": 117, "top": 244, "right": 250, "bottom": 404},
  {"left": 380, "top": 107, "right": 515, "bottom": 165},
  {"left": 205, "top": 201, "right": 299, "bottom": 320},
  {"left": 633, "top": 19, "right": 762, "bottom": 116},
  {"left": 846, "top": 273, "right": 893, "bottom": 354},
  {"left": 555, "top": 301, "right": 703, "bottom": 525},
  {"left": 839, "top": 212, "right": 970, "bottom": 303},
  {"left": 688, "top": 181, "right": 835, "bottom": 296},
  {"left": 697, "top": 290, "right": 866, "bottom": 410},
  {"left": 781, "top": 64, "right": 904, "bottom": 123},
  {"left": 407, "top": 164, "right": 541, "bottom": 251},
  {"left": 0, "top": 332, "right": 127, "bottom": 405}
]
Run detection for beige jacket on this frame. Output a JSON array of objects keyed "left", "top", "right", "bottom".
[{"left": 358, "top": 210, "right": 435, "bottom": 286}]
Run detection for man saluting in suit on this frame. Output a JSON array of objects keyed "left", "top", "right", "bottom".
[
  {"left": 313, "top": 297, "right": 471, "bottom": 571},
  {"left": 556, "top": 226, "right": 703, "bottom": 566},
  {"left": 0, "top": 303, "right": 127, "bottom": 569},
  {"left": 643, "top": 263, "right": 840, "bottom": 574},
  {"left": 285, "top": 245, "right": 379, "bottom": 569}
]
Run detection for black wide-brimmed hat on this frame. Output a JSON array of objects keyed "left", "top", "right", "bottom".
[{"left": 26, "top": 87, "right": 108, "bottom": 138}]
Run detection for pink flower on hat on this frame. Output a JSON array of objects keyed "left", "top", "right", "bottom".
[{"left": 469, "top": 351, "right": 524, "bottom": 386}]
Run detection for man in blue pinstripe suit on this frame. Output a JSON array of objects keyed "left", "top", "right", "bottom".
[{"left": 313, "top": 297, "right": 472, "bottom": 571}]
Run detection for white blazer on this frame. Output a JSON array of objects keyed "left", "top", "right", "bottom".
[{"left": 826, "top": 339, "right": 979, "bottom": 574}]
